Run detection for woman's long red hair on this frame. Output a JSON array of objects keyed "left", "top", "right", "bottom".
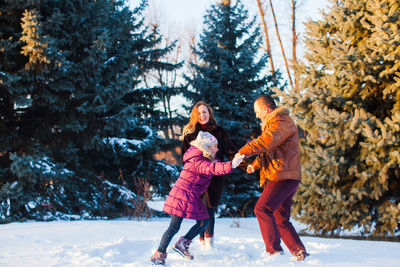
[{"left": 181, "top": 101, "right": 218, "bottom": 140}]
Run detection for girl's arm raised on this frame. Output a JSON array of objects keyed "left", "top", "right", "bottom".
[{"left": 194, "top": 158, "right": 232, "bottom": 176}]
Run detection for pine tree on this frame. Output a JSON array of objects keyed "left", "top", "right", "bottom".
[
  {"left": 0, "top": 0, "right": 179, "bottom": 222},
  {"left": 277, "top": 0, "right": 400, "bottom": 235},
  {"left": 135, "top": 25, "right": 187, "bottom": 160},
  {"left": 0, "top": 0, "right": 38, "bottom": 222},
  {"left": 185, "top": 0, "right": 282, "bottom": 216}
]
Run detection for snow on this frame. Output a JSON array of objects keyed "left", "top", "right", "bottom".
[
  {"left": 103, "top": 180, "right": 136, "bottom": 200},
  {"left": 105, "top": 137, "right": 143, "bottom": 153},
  {"left": 29, "top": 157, "right": 73, "bottom": 176},
  {"left": 105, "top": 57, "right": 116, "bottom": 65},
  {"left": 0, "top": 217, "right": 399, "bottom": 266},
  {"left": 104, "top": 127, "right": 155, "bottom": 154},
  {"left": 6, "top": 198, "right": 10, "bottom": 217}
]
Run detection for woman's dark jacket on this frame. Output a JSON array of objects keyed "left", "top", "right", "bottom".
[{"left": 182, "top": 123, "right": 237, "bottom": 208}]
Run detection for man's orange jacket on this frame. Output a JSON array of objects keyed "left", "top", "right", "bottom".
[{"left": 239, "top": 107, "right": 302, "bottom": 187}]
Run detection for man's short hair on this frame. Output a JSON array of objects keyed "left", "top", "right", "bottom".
[{"left": 255, "top": 95, "right": 277, "bottom": 109}]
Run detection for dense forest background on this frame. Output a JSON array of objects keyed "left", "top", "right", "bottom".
[{"left": 0, "top": 0, "right": 399, "bottom": 236}]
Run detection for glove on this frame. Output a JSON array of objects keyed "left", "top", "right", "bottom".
[
  {"left": 246, "top": 165, "right": 255, "bottom": 173},
  {"left": 231, "top": 154, "right": 245, "bottom": 169}
]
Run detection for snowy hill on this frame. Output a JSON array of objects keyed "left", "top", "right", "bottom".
[{"left": 1, "top": 217, "right": 399, "bottom": 266}]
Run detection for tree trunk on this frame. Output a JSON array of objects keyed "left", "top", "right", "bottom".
[
  {"left": 269, "top": 0, "right": 294, "bottom": 91},
  {"left": 256, "top": 0, "right": 276, "bottom": 81},
  {"left": 292, "top": 0, "right": 299, "bottom": 93}
]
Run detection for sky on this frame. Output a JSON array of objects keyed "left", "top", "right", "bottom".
[
  {"left": 128, "top": 0, "right": 331, "bottom": 61},
  {"left": 128, "top": 0, "right": 330, "bottom": 31}
]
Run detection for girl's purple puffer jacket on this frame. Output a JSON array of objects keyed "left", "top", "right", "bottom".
[{"left": 163, "top": 146, "right": 233, "bottom": 220}]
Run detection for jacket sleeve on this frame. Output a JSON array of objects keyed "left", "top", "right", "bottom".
[
  {"left": 239, "top": 117, "right": 296, "bottom": 157},
  {"left": 250, "top": 156, "right": 261, "bottom": 170},
  {"left": 194, "top": 157, "right": 233, "bottom": 176}
]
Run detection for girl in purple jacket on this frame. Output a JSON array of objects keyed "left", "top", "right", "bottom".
[{"left": 150, "top": 131, "right": 244, "bottom": 265}]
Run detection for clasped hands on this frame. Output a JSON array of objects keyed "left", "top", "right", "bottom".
[
  {"left": 232, "top": 152, "right": 255, "bottom": 173},
  {"left": 231, "top": 153, "right": 245, "bottom": 168}
]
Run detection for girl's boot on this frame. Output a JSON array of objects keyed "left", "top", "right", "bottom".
[
  {"left": 172, "top": 236, "right": 194, "bottom": 260},
  {"left": 150, "top": 250, "right": 167, "bottom": 265}
]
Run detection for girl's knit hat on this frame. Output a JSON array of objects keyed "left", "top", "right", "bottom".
[
  {"left": 193, "top": 131, "right": 218, "bottom": 147},
  {"left": 190, "top": 131, "right": 218, "bottom": 161}
]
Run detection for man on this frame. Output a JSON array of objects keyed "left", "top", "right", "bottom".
[{"left": 238, "top": 95, "right": 308, "bottom": 261}]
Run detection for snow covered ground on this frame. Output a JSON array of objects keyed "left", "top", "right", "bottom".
[{"left": 0, "top": 216, "right": 399, "bottom": 267}]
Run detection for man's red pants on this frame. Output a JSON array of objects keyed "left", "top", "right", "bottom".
[{"left": 254, "top": 179, "right": 306, "bottom": 255}]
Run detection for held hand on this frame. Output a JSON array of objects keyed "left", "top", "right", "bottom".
[
  {"left": 231, "top": 154, "right": 245, "bottom": 169},
  {"left": 246, "top": 165, "right": 255, "bottom": 174},
  {"left": 234, "top": 152, "right": 242, "bottom": 158}
]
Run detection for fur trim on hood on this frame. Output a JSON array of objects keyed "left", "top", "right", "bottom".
[{"left": 262, "top": 107, "right": 290, "bottom": 131}]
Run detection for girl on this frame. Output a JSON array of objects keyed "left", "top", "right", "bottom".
[
  {"left": 150, "top": 131, "right": 244, "bottom": 265},
  {"left": 181, "top": 101, "right": 238, "bottom": 249}
]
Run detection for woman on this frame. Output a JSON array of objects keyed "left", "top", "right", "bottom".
[{"left": 181, "top": 101, "right": 238, "bottom": 249}]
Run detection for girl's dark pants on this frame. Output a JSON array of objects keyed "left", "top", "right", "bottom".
[
  {"left": 158, "top": 215, "right": 209, "bottom": 253},
  {"left": 254, "top": 179, "right": 306, "bottom": 255}
]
